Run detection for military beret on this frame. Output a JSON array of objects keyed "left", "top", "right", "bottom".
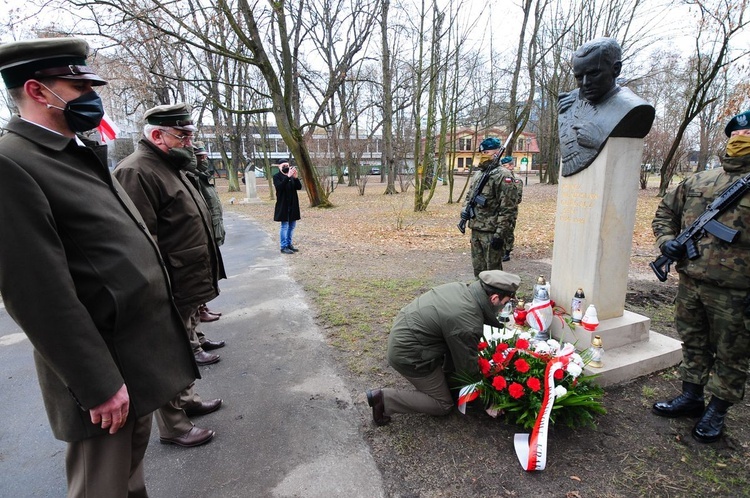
[
  {"left": 193, "top": 141, "right": 208, "bottom": 155},
  {"left": 725, "top": 110, "right": 750, "bottom": 137},
  {"left": 479, "top": 137, "right": 501, "bottom": 152},
  {"left": 144, "top": 103, "right": 197, "bottom": 131},
  {"left": 0, "top": 37, "right": 106, "bottom": 89},
  {"left": 478, "top": 270, "right": 521, "bottom": 294},
  {"left": 500, "top": 156, "right": 513, "bottom": 165}
]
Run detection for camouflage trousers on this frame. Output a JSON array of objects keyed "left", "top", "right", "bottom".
[
  {"left": 675, "top": 273, "right": 750, "bottom": 403},
  {"left": 470, "top": 229, "right": 503, "bottom": 278},
  {"left": 506, "top": 213, "right": 518, "bottom": 253}
]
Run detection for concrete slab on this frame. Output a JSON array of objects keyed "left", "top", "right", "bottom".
[{"left": 583, "top": 331, "right": 683, "bottom": 387}]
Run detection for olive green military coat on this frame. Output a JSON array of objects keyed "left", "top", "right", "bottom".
[
  {"left": 0, "top": 117, "right": 198, "bottom": 442},
  {"left": 386, "top": 280, "right": 502, "bottom": 379},
  {"left": 114, "top": 140, "right": 223, "bottom": 311}
]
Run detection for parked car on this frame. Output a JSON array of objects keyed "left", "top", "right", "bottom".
[{"left": 369, "top": 166, "right": 381, "bottom": 175}]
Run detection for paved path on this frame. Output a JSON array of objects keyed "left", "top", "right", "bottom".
[{"left": 0, "top": 211, "right": 384, "bottom": 497}]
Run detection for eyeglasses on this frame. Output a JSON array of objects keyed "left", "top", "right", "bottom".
[{"left": 162, "top": 130, "right": 194, "bottom": 145}]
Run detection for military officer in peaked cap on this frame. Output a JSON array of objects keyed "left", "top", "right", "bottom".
[
  {"left": 114, "top": 102, "right": 226, "bottom": 447},
  {"left": 366, "top": 270, "right": 520, "bottom": 426},
  {"left": 0, "top": 38, "right": 197, "bottom": 496}
]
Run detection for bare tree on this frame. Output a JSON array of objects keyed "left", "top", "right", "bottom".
[{"left": 656, "top": 0, "right": 749, "bottom": 195}]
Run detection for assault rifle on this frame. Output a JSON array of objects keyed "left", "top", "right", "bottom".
[
  {"left": 457, "top": 133, "right": 514, "bottom": 234},
  {"left": 650, "top": 172, "right": 750, "bottom": 282}
]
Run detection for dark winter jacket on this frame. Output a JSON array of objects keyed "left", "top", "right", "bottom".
[
  {"left": 273, "top": 171, "right": 302, "bottom": 222},
  {"left": 114, "top": 140, "right": 224, "bottom": 310},
  {"left": 0, "top": 117, "right": 197, "bottom": 442}
]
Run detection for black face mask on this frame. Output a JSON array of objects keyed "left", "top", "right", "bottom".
[
  {"left": 281, "top": 166, "right": 290, "bottom": 174},
  {"left": 43, "top": 85, "right": 105, "bottom": 132},
  {"left": 168, "top": 146, "right": 197, "bottom": 171}
]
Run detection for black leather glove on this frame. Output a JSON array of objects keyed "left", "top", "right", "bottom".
[
  {"left": 490, "top": 237, "right": 503, "bottom": 250},
  {"left": 460, "top": 210, "right": 471, "bottom": 221},
  {"left": 661, "top": 240, "right": 687, "bottom": 260}
]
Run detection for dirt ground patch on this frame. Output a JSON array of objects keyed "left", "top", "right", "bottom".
[{"left": 224, "top": 177, "right": 750, "bottom": 497}]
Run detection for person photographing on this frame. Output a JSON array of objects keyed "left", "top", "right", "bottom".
[{"left": 273, "top": 161, "right": 302, "bottom": 254}]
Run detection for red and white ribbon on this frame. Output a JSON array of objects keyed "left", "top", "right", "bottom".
[
  {"left": 457, "top": 382, "right": 481, "bottom": 414},
  {"left": 513, "top": 357, "right": 568, "bottom": 471}
]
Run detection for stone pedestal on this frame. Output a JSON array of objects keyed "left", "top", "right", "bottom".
[
  {"left": 548, "top": 138, "right": 681, "bottom": 386},
  {"left": 242, "top": 167, "right": 262, "bottom": 204}
]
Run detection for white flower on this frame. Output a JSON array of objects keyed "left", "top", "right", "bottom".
[
  {"left": 554, "top": 385, "right": 568, "bottom": 398},
  {"left": 483, "top": 325, "right": 504, "bottom": 342},
  {"left": 534, "top": 342, "right": 551, "bottom": 354},
  {"left": 500, "top": 327, "right": 516, "bottom": 341},
  {"left": 566, "top": 362, "right": 583, "bottom": 378},
  {"left": 546, "top": 339, "right": 561, "bottom": 352},
  {"left": 518, "top": 331, "right": 532, "bottom": 340}
]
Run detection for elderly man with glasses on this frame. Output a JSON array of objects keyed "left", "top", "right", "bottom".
[{"left": 114, "top": 103, "right": 224, "bottom": 448}]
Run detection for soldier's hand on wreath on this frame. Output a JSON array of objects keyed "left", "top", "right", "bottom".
[
  {"left": 661, "top": 239, "right": 687, "bottom": 260},
  {"left": 490, "top": 236, "right": 503, "bottom": 250}
]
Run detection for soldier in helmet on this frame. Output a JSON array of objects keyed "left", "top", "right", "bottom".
[
  {"left": 462, "top": 137, "right": 518, "bottom": 277},
  {"left": 651, "top": 110, "right": 750, "bottom": 443}
]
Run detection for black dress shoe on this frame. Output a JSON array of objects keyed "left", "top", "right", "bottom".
[
  {"left": 502, "top": 251, "right": 511, "bottom": 262},
  {"left": 160, "top": 426, "right": 215, "bottom": 447},
  {"left": 693, "top": 397, "right": 732, "bottom": 443},
  {"left": 200, "top": 338, "right": 226, "bottom": 351},
  {"left": 184, "top": 399, "right": 223, "bottom": 417},
  {"left": 288, "top": 245, "right": 299, "bottom": 252},
  {"left": 366, "top": 389, "right": 391, "bottom": 426},
  {"left": 194, "top": 350, "right": 221, "bottom": 366},
  {"left": 280, "top": 247, "right": 295, "bottom": 254},
  {"left": 652, "top": 382, "right": 704, "bottom": 418}
]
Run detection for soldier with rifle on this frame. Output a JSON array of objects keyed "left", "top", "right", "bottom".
[
  {"left": 459, "top": 136, "right": 518, "bottom": 277},
  {"left": 651, "top": 110, "right": 750, "bottom": 443}
]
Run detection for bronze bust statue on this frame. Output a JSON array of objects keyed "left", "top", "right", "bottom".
[{"left": 558, "top": 37, "right": 655, "bottom": 177}]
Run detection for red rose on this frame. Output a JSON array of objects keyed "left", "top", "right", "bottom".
[
  {"left": 514, "top": 358, "right": 530, "bottom": 373},
  {"left": 478, "top": 341, "right": 488, "bottom": 351},
  {"left": 526, "top": 377, "right": 541, "bottom": 392},
  {"left": 554, "top": 369, "right": 564, "bottom": 380},
  {"left": 478, "top": 358, "right": 491, "bottom": 376},
  {"left": 497, "top": 343, "right": 509, "bottom": 352},
  {"left": 508, "top": 382, "right": 525, "bottom": 399},
  {"left": 492, "top": 376, "right": 507, "bottom": 391},
  {"left": 516, "top": 338, "right": 530, "bottom": 350}
]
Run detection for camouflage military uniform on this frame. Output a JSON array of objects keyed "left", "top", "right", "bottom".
[
  {"left": 465, "top": 160, "right": 518, "bottom": 277},
  {"left": 652, "top": 153, "right": 750, "bottom": 403},
  {"left": 505, "top": 173, "right": 524, "bottom": 255}
]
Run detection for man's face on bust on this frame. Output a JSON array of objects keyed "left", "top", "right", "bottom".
[{"left": 573, "top": 49, "right": 621, "bottom": 104}]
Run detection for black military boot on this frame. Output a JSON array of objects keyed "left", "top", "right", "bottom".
[
  {"left": 502, "top": 250, "right": 511, "bottom": 262},
  {"left": 652, "top": 381, "right": 704, "bottom": 418},
  {"left": 693, "top": 397, "right": 732, "bottom": 443}
]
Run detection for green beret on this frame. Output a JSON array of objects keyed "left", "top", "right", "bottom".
[
  {"left": 144, "top": 103, "right": 197, "bottom": 131},
  {"left": 500, "top": 156, "right": 513, "bottom": 165},
  {"left": 479, "top": 137, "right": 501, "bottom": 152},
  {"left": 0, "top": 37, "right": 106, "bottom": 89},
  {"left": 478, "top": 270, "right": 521, "bottom": 294},
  {"left": 193, "top": 141, "right": 208, "bottom": 155},
  {"left": 725, "top": 110, "right": 750, "bottom": 137}
]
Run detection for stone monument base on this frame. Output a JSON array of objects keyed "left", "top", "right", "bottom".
[{"left": 551, "top": 311, "right": 682, "bottom": 387}]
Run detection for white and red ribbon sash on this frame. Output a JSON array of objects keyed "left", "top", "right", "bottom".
[
  {"left": 513, "top": 355, "right": 570, "bottom": 471},
  {"left": 457, "top": 382, "right": 481, "bottom": 414}
]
